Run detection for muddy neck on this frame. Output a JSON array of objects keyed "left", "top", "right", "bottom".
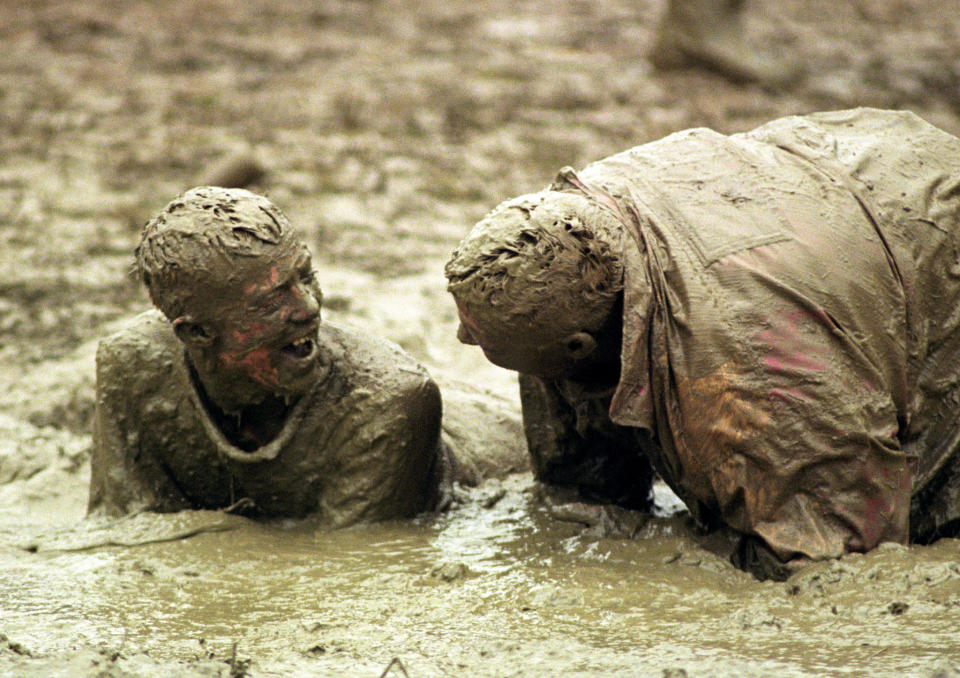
[{"left": 184, "top": 350, "right": 325, "bottom": 452}]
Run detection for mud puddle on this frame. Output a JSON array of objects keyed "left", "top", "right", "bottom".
[{"left": 1, "top": 473, "right": 958, "bottom": 677}]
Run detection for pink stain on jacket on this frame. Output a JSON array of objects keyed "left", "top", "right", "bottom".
[{"left": 756, "top": 309, "right": 830, "bottom": 376}]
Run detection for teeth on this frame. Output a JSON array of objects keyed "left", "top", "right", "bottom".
[{"left": 292, "top": 337, "right": 309, "bottom": 346}]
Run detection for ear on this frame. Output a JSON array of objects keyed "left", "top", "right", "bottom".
[
  {"left": 172, "top": 316, "right": 215, "bottom": 348},
  {"left": 562, "top": 331, "right": 597, "bottom": 361}
]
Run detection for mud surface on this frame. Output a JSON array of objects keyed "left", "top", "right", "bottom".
[{"left": 2, "top": 1, "right": 960, "bottom": 676}]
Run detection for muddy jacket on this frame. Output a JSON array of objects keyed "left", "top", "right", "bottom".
[
  {"left": 521, "top": 108, "right": 960, "bottom": 563},
  {"left": 89, "top": 311, "right": 525, "bottom": 523}
]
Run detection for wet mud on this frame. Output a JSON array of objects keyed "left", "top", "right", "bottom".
[
  {"left": 2, "top": 0, "right": 960, "bottom": 675},
  {"left": 2, "top": 475, "right": 960, "bottom": 677}
]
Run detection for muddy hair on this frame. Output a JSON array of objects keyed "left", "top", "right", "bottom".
[
  {"left": 136, "top": 186, "right": 298, "bottom": 320},
  {"left": 444, "top": 190, "right": 624, "bottom": 335}
]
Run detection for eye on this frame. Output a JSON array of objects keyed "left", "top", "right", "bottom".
[{"left": 258, "top": 293, "right": 285, "bottom": 313}]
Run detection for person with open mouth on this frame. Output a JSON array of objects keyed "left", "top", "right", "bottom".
[{"left": 87, "top": 187, "right": 526, "bottom": 524}]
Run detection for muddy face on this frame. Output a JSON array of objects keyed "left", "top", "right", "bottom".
[
  {"left": 184, "top": 244, "right": 323, "bottom": 410},
  {"left": 455, "top": 300, "right": 580, "bottom": 379}
]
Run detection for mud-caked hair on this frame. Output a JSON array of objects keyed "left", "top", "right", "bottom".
[
  {"left": 444, "top": 190, "right": 625, "bottom": 335},
  {"left": 136, "top": 186, "right": 300, "bottom": 320}
]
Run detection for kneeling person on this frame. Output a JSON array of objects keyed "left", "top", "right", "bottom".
[
  {"left": 446, "top": 108, "right": 960, "bottom": 579},
  {"left": 88, "top": 187, "right": 524, "bottom": 524}
]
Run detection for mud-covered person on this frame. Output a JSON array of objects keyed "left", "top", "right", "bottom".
[
  {"left": 88, "top": 187, "right": 525, "bottom": 524},
  {"left": 445, "top": 108, "right": 960, "bottom": 580}
]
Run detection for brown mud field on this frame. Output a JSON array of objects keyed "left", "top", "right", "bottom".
[{"left": 2, "top": 1, "right": 960, "bottom": 676}]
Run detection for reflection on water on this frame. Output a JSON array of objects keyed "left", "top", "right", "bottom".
[{"left": 1, "top": 474, "right": 959, "bottom": 677}]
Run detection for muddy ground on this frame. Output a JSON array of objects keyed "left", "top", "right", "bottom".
[{"left": 1, "top": 1, "right": 960, "bottom": 676}]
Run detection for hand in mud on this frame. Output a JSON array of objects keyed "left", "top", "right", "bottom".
[
  {"left": 535, "top": 482, "right": 648, "bottom": 538},
  {"left": 731, "top": 534, "right": 811, "bottom": 582}
]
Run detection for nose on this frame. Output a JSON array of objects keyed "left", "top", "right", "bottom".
[
  {"left": 457, "top": 323, "right": 478, "bottom": 345},
  {"left": 289, "top": 282, "right": 321, "bottom": 324}
]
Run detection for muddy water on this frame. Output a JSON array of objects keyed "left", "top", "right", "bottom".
[{"left": 1, "top": 472, "right": 958, "bottom": 677}]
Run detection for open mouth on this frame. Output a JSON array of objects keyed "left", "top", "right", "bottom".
[{"left": 281, "top": 335, "right": 315, "bottom": 360}]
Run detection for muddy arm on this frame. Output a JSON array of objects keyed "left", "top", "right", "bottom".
[
  {"left": 87, "top": 341, "right": 192, "bottom": 517},
  {"left": 519, "top": 373, "right": 655, "bottom": 510}
]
